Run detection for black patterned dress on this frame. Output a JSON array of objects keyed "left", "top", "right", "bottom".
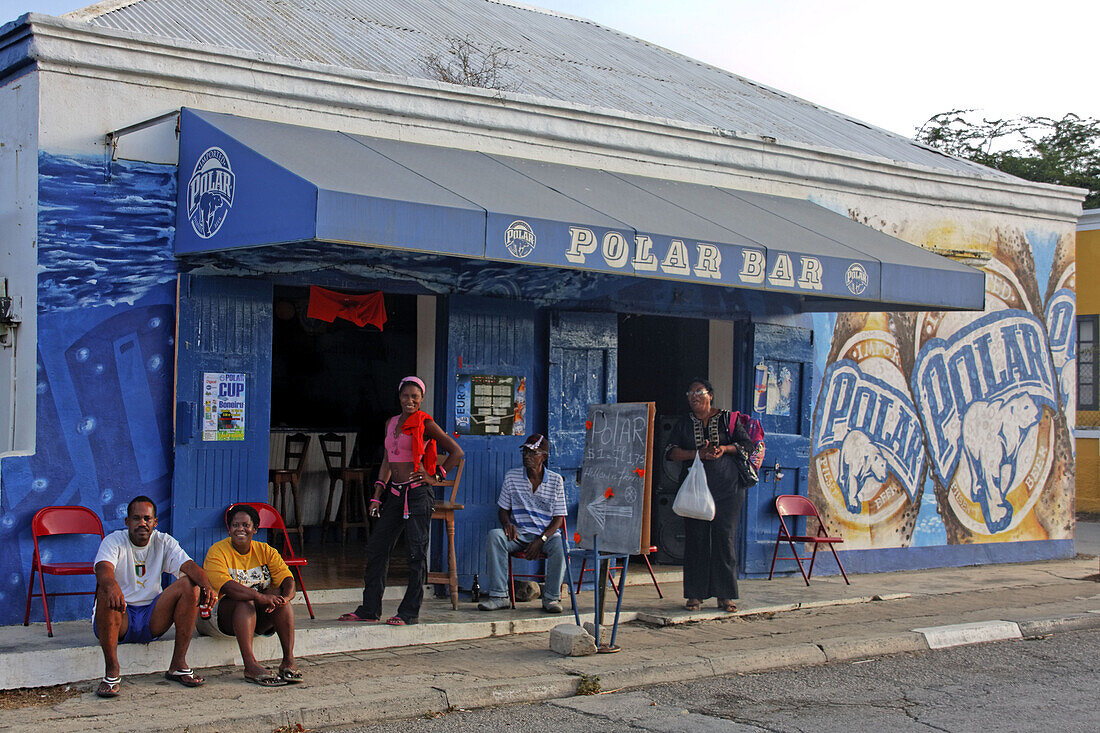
[{"left": 669, "top": 410, "right": 754, "bottom": 601}]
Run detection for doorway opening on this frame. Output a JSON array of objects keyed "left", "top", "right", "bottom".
[
  {"left": 618, "top": 313, "right": 710, "bottom": 566},
  {"left": 270, "top": 286, "right": 418, "bottom": 589}
]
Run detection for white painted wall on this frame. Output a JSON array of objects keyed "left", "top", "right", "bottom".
[
  {"left": 0, "top": 69, "right": 39, "bottom": 457},
  {"left": 708, "top": 320, "right": 735, "bottom": 410},
  {"left": 22, "top": 17, "right": 1080, "bottom": 229},
  {"left": 416, "top": 295, "right": 437, "bottom": 411}
]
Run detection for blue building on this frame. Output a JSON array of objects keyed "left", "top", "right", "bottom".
[{"left": 0, "top": 0, "right": 1082, "bottom": 625}]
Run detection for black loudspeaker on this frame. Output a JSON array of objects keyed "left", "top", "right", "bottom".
[
  {"left": 651, "top": 414, "right": 685, "bottom": 564},
  {"left": 654, "top": 492, "right": 685, "bottom": 564},
  {"left": 652, "top": 414, "right": 684, "bottom": 494}
]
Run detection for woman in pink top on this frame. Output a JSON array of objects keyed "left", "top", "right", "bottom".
[{"left": 339, "top": 376, "right": 463, "bottom": 625}]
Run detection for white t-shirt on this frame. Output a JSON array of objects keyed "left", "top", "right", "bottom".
[{"left": 93, "top": 529, "right": 191, "bottom": 606}]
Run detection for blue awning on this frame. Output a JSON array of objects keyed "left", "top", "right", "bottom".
[{"left": 175, "top": 108, "right": 984, "bottom": 310}]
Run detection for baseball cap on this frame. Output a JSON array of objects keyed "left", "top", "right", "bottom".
[{"left": 520, "top": 433, "right": 548, "bottom": 454}]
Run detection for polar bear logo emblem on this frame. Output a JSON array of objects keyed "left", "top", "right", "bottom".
[
  {"left": 960, "top": 394, "right": 1039, "bottom": 533},
  {"left": 836, "top": 429, "right": 889, "bottom": 513}
]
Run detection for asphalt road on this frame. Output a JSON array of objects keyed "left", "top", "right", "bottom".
[{"left": 334, "top": 628, "right": 1099, "bottom": 732}]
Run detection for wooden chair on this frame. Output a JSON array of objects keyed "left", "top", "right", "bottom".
[
  {"left": 768, "top": 494, "right": 849, "bottom": 585},
  {"left": 23, "top": 506, "right": 104, "bottom": 637},
  {"left": 226, "top": 502, "right": 315, "bottom": 619},
  {"left": 575, "top": 544, "right": 664, "bottom": 599},
  {"left": 426, "top": 456, "right": 465, "bottom": 610},
  {"left": 318, "top": 433, "right": 370, "bottom": 545},
  {"left": 268, "top": 432, "right": 310, "bottom": 554}
]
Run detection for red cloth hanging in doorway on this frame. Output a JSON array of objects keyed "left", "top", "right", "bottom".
[{"left": 306, "top": 286, "right": 387, "bottom": 330}]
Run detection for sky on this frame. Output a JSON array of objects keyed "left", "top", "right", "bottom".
[{"left": 4, "top": 0, "right": 1098, "bottom": 138}]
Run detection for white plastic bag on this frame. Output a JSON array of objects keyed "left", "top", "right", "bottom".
[{"left": 673, "top": 453, "right": 715, "bottom": 521}]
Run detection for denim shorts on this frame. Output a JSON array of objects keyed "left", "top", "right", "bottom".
[{"left": 93, "top": 593, "right": 162, "bottom": 644}]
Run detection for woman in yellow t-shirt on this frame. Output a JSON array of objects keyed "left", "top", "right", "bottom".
[{"left": 201, "top": 504, "right": 301, "bottom": 686}]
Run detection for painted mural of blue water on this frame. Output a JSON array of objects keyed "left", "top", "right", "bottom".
[
  {"left": 37, "top": 153, "right": 177, "bottom": 312},
  {"left": 0, "top": 154, "right": 178, "bottom": 627}
]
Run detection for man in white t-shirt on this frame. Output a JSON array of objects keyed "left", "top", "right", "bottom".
[
  {"left": 479, "top": 434, "right": 568, "bottom": 613},
  {"left": 92, "top": 495, "right": 217, "bottom": 699}
]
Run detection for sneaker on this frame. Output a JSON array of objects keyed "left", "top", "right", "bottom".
[
  {"left": 542, "top": 599, "right": 563, "bottom": 614},
  {"left": 478, "top": 596, "right": 510, "bottom": 611}
]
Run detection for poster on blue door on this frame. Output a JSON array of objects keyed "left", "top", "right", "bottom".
[
  {"left": 454, "top": 374, "right": 523, "bottom": 436},
  {"left": 203, "top": 372, "right": 246, "bottom": 441}
]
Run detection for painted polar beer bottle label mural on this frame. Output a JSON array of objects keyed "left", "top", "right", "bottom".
[
  {"left": 810, "top": 312, "right": 925, "bottom": 548},
  {"left": 912, "top": 229, "right": 1073, "bottom": 543},
  {"left": 1044, "top": 233, "right": 1076, "bottom": 432}
]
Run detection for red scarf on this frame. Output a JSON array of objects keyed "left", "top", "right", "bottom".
[{"left": 401, "top": 410, "right": 438, "bottom": 474}]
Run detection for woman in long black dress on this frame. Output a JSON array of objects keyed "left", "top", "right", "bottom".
[{"left": 668, "top": 378, "right": 755, "bottom": 612}]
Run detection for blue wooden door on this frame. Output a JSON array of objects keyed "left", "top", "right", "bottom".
[
  {"left": 547, "top": 312, "right": 618, "bottom": 527},
  {"left": 741, "top": 323, "right": 814, "bottom": 576},
  {"left": 172, "top": 274, "right": 273, "bottom": 563},
  {"left": 443, "top": 296, "right": 538, "bottom": 588}
]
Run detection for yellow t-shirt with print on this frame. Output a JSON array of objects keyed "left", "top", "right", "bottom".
[{"left": 203, "top": 537, "right": 293, "bottom": 598}]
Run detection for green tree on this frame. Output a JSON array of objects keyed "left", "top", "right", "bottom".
[{"left": 915, "top": 110, "right": 1100, "bottom": 209}]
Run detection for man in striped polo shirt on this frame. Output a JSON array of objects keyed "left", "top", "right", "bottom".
[{"left": 479, "top": 433, "right": 567, "bottom": 613}]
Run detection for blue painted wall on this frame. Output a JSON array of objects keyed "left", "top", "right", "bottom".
[{"left": 0, "top": 154, "right": 178, "bottom": 625}]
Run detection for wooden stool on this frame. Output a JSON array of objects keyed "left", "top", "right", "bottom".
[
  {"left": 268, "top": 432, "right": 309, "bottom": 555},
  {"left": 318, "top": 432, "right": 373, "bottom": 545},
  {"left": 426, "top": 455, "right": 465, "bottom": 610}
]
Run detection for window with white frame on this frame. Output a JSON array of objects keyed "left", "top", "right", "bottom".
[{"left": 1078, "top": 315, "right": 1098, "bottom": 411}]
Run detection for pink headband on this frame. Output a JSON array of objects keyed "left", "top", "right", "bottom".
[{"left": 398, "top": 376, "right": 426, "bottom": 394}]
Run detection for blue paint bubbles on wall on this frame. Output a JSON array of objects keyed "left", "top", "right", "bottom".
[{"left": 0, "top": 153, "right": 178, "bottom": 626}]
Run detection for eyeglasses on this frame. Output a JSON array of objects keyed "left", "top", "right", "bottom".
[{"left": 685, "top": 389, "right": 709, "bottom": 398}]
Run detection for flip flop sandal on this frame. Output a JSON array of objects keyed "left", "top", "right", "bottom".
[
  {"left": 684, "top": 599, "right": 701, "bottom": 611},
  {"left": 244, "top": 672, "right": 288, "bottom": 687},
  {"left": 718, "top": 599, "right": 738, "bottom": 613},
  {"left": 385, "top": 615, "right": 412, "bottom": 626},
  {"left": 164, "top": 668, "right": 204, "bottom": 688},
  {"left": 279, "top": 668, "right": 304, "bottom": 684},
  {"left": 96, "top": 676, "right": 121, "bottom": 698},
  {"left": 338, "top": 611, "right": 379, "bottom": 622}
]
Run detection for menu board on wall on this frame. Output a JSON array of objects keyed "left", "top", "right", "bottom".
[
  {"left": 202, "top": 372, "right": 246, "bottom": 441},
  {"left": 454, "top": 374, "right": 525, "bottom": 436}
]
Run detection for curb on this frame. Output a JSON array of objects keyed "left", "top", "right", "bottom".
[
  {"left": 1013, "top": 613, "right": 1100, "bottom": 637},
  {"left": 7, "top": 612, "right": 1096, "bottom": 733}
]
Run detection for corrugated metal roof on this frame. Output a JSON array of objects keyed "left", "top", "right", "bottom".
[{"left": 68, "top": 0, "right": 1009, "bottom": 180}]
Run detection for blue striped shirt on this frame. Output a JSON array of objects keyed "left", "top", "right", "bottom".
[{"left": 498, "top": 467, "right": 567, "bottom": 537}]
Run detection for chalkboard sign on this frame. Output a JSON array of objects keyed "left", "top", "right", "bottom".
[{"left": 575, "top": 402, "right": 655, "bottom": 555}]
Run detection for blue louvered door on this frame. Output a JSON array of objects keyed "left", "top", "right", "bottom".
[
  {"left": 547, "top": 312, "right": 618, "bottom": 528},
  {"left": 443, "top": 296, "right": 538, "bottom": 588},
  {"left": 171, "top": 274, "right": 273, "bottom": 563},
  {"left": 742, "top": 322, "right": 814, "bottom": 576}
]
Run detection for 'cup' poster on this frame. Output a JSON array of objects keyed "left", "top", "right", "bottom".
[{"left": 202, "top": 372, "right": 246, "bottom": 441}]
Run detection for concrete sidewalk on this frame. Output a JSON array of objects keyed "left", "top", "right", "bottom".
[{"left": 2, "top": 554, "right": 1098, "bottom": 732}]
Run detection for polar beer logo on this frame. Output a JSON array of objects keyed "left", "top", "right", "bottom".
[
  {"left": 813, "top": 361, "right": 924, "bottom": 518},
  {"left": 1045, "top": 288, "right": 1075, "bottom": 413},
  {"left": 912, "top": 310, "right": 1057, "bottom": 534},
  {"left": 505, "top": 220, "right": 536, "bottom": 259},
  {"left": 187, "top": 147, "right": 234, "bottom": 239}
]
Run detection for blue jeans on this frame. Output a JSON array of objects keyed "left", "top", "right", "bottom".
[{"left": 485, "top": 528, "right": 566, "bottom": 601}]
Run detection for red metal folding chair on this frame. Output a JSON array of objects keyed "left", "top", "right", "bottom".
[
  {"left": 226, "top": 502, "right": 315, "bottom": 618},
  {"left": 24, "top": 506, "right": 104, "bottom": 637},
  {"left": 508, "top": 518, "right": 570, "bottom": 608},
  {"left": 768, "top": 494, "right": 849, "bottom": 585}
]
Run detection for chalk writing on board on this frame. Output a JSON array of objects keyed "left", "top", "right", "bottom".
[{"left": 576, "top": 402, "right": 654, "bottom": 555}]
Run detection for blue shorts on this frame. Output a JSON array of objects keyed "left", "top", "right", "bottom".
[{"left": 93, "top": 593, "right": 163, "bottom": 644}]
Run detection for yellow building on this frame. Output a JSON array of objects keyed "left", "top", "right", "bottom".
[{"left": 1077, "top": 208, "right": 1100, "bottom": 513}]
